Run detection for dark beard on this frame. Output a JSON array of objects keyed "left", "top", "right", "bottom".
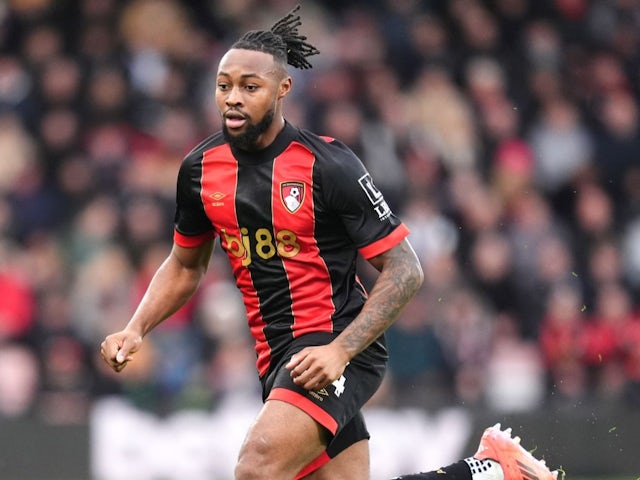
[{"left": 222, "top": 109, "right": 275, "bottom": 152}]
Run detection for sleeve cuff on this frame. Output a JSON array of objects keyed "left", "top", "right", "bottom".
[
  {"left": 358, "top": 223, "right": 410, "bottom": 259},
  {"left": 173, "top": 229, "right": 216, "bottom": 248}
]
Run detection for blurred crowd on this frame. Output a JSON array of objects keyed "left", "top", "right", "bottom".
[{"left": 1, "top": 0, "right": 640, "bottom": 425}]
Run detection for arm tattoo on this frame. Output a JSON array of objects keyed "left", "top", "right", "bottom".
[{"left": 337, "top": 240, "right": 424, "bottom": 359}]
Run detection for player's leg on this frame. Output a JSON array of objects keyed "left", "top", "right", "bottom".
[
  {"left": 298, "top": 423, "right": 559, "bottom": 480},
  {"left": 469, "top": 424, "right": 558, "bottom": 480},
  {"left": 302, "top": 438, "right": 370, "bottom": 480},
  {"left": 391, "top": 424, "right": 558, "bottom": 480},
  {"left": 250, "top": 336, "right": 386, "bottom": 479},
  {"left": 234, "top": 398, "right": 329, "bottom": 480},
  {"left": 255, "top": 337, "right": 386, "bottom": 479}
]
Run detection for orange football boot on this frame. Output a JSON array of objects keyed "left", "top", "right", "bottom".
[{"left": 474, "top": 424, "right": 559, "bottom": 480}]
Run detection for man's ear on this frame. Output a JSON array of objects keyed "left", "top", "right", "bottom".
[{"left": 278, "top": 76, "right": 293, "bottom": 99}]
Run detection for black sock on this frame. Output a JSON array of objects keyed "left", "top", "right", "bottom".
[{"left": 391, "top": 460, "right": 472, "bottom": 480}]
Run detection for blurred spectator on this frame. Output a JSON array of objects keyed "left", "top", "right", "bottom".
[
  {"left": 448, "top": 169, "right": 504, "bottom": 239},
  {"left": 465, "top": 56, "right": 522, "bottom": 174},
  {"left": 505, "top": 190, "right": 568, "bottom": 337},
  {"left": 20, "top": 22, "right": 64, "bottom": 68},
  {"left": 402, "top": 194, "right": 458, "bottom": 265},
  {"left": 490, "top": 139, "right": 535, "bottom": 208},
  {"left": 84, "top": 63, "right": 130, "bottom": 123},
  {"left": 572, "top": 180, "right": 616, "bottom": 243},
  {"left": 65, "top": 194, "right": 121, "bottom": 265},
  {"left": 464, "top": 56, "right": 508, "bottom": 112},
  {"left": 623, "top": 217, "right": 640, "bottom": 293},
  {"left": 435, "top": 288, "right": 495, "bottom": 405},
  {"left": 468, "top": 230, "right": 522, "bottom": 324},
  {"left": 120, "top": 194, "right": 172, "bottom": 263},
  {"left": 0, "top": 240, "right": 35, "bottom": 340},
  {"left": 0, "top": 57, "right": 37, "bottom": 128},
  {"left": 0, "top": 113, "right": 36, "bottom": 196},
  {"left": 385, "top": 289, "right": 448, "bottom": 410},
  {"left": 408, "top": 65, "right": 479, "bottom": 171},
  {"left": 37, "top": 55, "right": 82, "bottom": 109},
  {"left": 538, "top": 283, "right": 587, "bottom": 402},
  {"left": 449, "top": 0, "right": 503, "bottom": 62},
  {"left": 593, "top": 89, "right": 640, "bottom": 209},
  {"left": 69, "top": 245, "right": 134, "bottom": 345},
  {"left": 581, "top": 281, "right": 635, "bottom": 400},
  {"left": 38, "top": 333, "right": 92, "bottom": 424},
  {"left": 55, "top": 152, "right": 96, "bottom": 219},
  {"left": 582, "top": 236, "right": 630, "bottom": 311},
  {"left": 0, "top": 342, "right": 40, "bottom": 418},
  {"left": 485, "top": 315, "right": 545, "bottom": 412},
  {"left": 527, "top": 98, "right": 593, "bottom": 199},
  {"left": 7, "top": 152, "right": 65, "bottom": 241},
  {"left": 77, "top": 19, "right": 121, "bottom": 65},
  {"left": 385, "top": 12, "right": 451, "bottom": 84}
]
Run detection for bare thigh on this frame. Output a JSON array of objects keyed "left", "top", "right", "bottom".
[
  {"left": 235, "top": 399, "right": 329, "bottom": 480},
  {"left": 303, "top": 439, "right": 370, "bottom": 480}
]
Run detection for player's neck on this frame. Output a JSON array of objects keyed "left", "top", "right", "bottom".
[{"left": 255, "top": 115, "right": 286, "bottom": 150}]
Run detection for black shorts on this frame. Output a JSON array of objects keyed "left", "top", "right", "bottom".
[{"left": 261, "top": 333, "right": 387, "bottom": 463}]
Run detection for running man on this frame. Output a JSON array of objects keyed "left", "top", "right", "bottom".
[{"left": 101, "top": 6, "right": 559, "bottom": 480}]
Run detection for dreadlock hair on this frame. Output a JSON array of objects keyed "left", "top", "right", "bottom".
[{"left": 230, "top": 5, "right": 320, "bottom": 70}]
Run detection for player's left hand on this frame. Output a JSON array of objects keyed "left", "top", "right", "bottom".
[{"left": 285, "top": 343, "right": 350, "bottom": 391}]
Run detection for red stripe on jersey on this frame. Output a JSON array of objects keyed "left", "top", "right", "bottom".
[
  {"left": 200, "top": 145, "right": 270, "bottom": 372},
  {"left": 267, "top": 387, "right": 339, "bottom": 434},
  {"left": 272, "top": 143, "right": 335, "bottom": 337},
  {"left": 359, "top": 223, "right": 410, "bottom": 259},
  {"left": 173, "top": 229, "right": 216, "bottom": 248}
]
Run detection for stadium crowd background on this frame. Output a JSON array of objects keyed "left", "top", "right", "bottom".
[{"left": 1, "top": 0, "right": 640, "bottom": 426}]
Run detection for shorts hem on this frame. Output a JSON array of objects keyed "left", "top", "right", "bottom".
[
  {"left": 294, "top": 451, "right": 331, "bottom": 480},
  {"left": 267, "top": 387, "right": 339, "bottom": 434}
]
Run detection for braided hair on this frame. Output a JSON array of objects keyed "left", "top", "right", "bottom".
[{"left": 230, "top": 5, "right": 320, "bottom": 70}]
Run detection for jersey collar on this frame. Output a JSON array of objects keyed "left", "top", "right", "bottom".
[{"left": 230, "top": 121, "right": 298, "bottom": 165}]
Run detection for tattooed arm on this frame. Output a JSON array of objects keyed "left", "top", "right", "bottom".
[
  {"left": 287, "top": 238, "right": 424, "bottom": 390},
  {"left": 336, "top": 238, "right": 424, "bottom": 359}
]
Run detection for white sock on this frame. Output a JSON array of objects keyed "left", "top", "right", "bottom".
[{"left": 464, "top": 457, "right": 504, "bottom": 480}]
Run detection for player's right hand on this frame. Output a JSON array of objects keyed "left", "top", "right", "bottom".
[{"left": 100, "top": 330, "right": 143, "bottom": 373}]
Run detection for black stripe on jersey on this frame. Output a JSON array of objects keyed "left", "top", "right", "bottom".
[
  {"left": 175, "top": 145, "right": 215, "bottom": 237},
  {"left": 235, "top": 160, "right": 295, "bottom": 356}
]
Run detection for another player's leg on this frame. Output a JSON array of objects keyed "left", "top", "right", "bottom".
[{"left": 392, "top": 424, "right": 558, "bottom": 480}]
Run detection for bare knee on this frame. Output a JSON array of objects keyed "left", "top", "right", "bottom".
[
  {"left": 234, "top": 400, "right": 328, "bottom": 480},
  {"left": 234, "top": 435, "right": 292, "bottom": 480},
  {"left": 235, "top": 436, "right": 270, "bottom": 480}
]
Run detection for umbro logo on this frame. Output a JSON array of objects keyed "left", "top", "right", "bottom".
[
  {"left": 309, "top": 389, "right": 329, "bottom": 402},
  {"left": 307, "top": 375, "right": 347, "bottom": 401},
  {"left": 209, "top": 192, "right": 225, "bottom": 206}
]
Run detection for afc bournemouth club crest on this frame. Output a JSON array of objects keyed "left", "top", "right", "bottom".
[{"left": 281, "top": 181, "right": 305, "bottom": 213}]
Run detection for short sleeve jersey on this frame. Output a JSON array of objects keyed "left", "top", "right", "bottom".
[{"left": 174, "top": 122, "right": 409, "bottom": 377}]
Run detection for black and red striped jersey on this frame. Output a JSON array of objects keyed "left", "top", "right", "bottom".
[{"left": 173, "top": 122, "right": 409, "bottom": 377}]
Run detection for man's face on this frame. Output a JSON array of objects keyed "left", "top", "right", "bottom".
[{"left": 216, "top": 48, "right": 290, "bottom": 151}]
